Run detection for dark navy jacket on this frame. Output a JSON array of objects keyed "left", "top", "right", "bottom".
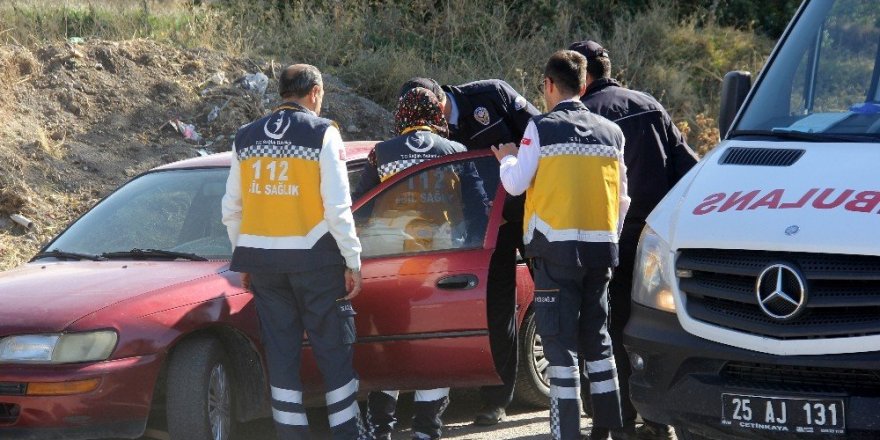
[
  {"left": 580, "top": 78, "right": 698, "bottom": 222},
  {"left": 443, "top": 79, "right": 539, "bottom": 221},
  {"left": 442, "top": 79, "right": 539, "bottom": 151}
]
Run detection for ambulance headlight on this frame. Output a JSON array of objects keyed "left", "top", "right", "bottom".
[{"left": 632, "top": 226, "right": 677, "bottom": 313}]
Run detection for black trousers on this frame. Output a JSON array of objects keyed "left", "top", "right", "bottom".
[
  {"left": 366, "top": 389, "right": 450, "bottom": 439},
  {"left": 480, "top": 220, "right": 522, "bottom": 408},
  {"left": 250, "top": 266, "right": 363, "bottom": 440},
  {"left": 580, "top": 221, "right": 643, "bottom": 425},
  {"left": 534, "top": 259, "right": 623, "bottom": 440}
]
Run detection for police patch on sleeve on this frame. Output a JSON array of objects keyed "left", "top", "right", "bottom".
[
  {"left": 514, "top": 95, "right": 528, "bottom": 111},
  {"left": 474, "top": 107, "right": 491, "bottom": 126}
]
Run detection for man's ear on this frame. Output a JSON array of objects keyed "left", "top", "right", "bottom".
[
  {"left": 579, "top": 83, "right": 587, "bottom": 96},
  {"left": 310, "top": 84, "right": 321, "bottom": 103}
]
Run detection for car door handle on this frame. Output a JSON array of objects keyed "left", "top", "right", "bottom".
[{"left": 437, "top": 274, "right": 478, "bottom": 290}]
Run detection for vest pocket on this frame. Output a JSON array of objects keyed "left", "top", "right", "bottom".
[
  {"left": 532, "top": 288, "right": 560, "bottom": 336},
  {"left": 336, "top": 299, "right": 357, "bottom": 344}
]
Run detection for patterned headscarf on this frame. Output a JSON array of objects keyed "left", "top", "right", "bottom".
[{"left": 394, "top": 87, "right": 449, "bottom": 137}]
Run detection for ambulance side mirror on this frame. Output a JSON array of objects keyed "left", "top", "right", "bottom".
[{"left": 719, "top": 71, "right": 752, "bottom": 139}]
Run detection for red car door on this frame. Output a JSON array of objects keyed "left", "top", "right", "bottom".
[{"left": 345, "top": 151, "right": 504, "bottom": 391}]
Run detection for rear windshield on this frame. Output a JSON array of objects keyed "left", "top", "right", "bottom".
[{"left": 736, "top": 0, "right": 880, "bottom": 136}]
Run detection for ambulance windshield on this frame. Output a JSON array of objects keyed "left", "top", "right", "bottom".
[{"left": 736, "top": 0, "right": 880, "bottom": 137}]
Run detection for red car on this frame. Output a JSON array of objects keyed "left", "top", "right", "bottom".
[{"left": 0, "top": 144, "right": 547, "bottom": 440}]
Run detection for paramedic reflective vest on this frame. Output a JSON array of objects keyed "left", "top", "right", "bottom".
[
  {"left": 230, "top": 104, "right": 344, "bottom": 273},
  {"left": 524, "top": 100, "right": 625, "bottom": 268}
]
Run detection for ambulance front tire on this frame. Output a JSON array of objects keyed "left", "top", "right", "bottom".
[
  {"left": 167, "top": 337, "right": 235, "bottom": 440},
  {"left": 513, "top": 309, "right": 551, "bottom": 408}
]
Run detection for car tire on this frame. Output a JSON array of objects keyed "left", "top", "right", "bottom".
[
  {"left": 513, "top": 309, "right": 550, "bottom": 408},
  {"left": 674, "top": 425, "right": 713, "bottom": 440},
  {"left": 167, "top": 337, "right": 234, "bottom": 440}
]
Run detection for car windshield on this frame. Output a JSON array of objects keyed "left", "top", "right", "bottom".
[
  {"left": 46, "top": 168, "right": 234, "bottom": 260},
  {"left": 735, "top": 0, "right": 880, "bottom": 138}
]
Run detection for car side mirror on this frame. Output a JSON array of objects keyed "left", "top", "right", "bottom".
[{"left": 719, "top": 71, "right": 752, "bottom": 139}]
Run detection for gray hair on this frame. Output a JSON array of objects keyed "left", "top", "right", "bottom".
[{"left": 279, "top": 64, "right": 323, "bottom": 98}]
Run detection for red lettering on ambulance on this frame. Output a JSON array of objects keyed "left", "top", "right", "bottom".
[
  {"left": 748, "top": 189, "right": 785, "bottom": 210},
  {"left": 779, "top": 188, "right": 819, "bottom": 209},
  {"left": 693, "top": 193, "right": 727, "bottom": 215},
  {"left": 812, "top": 189, "right": 855, "bottom": 209},
  {"left": 718, "top": 190, "right": 761, "bottom": 212},
  {"left": 844, "top": 191, "right": 880, "bottom": 213}
]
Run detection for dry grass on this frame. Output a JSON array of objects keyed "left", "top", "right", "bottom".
[{"left": 0, "top": 0, "right": 777, "bottom": 270}]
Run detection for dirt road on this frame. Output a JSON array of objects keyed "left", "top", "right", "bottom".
[{"left": 140, "top": 388, "right": 568, "bottom": 440}]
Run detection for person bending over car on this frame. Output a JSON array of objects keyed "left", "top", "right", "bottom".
[{"left": 221, "top": 64, "right": 364, "bottom": 440}]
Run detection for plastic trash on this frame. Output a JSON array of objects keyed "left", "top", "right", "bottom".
[
  {"left": 207, "top": 106, "right": 221, "bottom": 122},
  {"left": 239, "top": 72, "right": 268, "bottom": 96},
  {"left": 170, "top": 119, "right": 203, "bottom": 143},
  {"left": 68, "top": 37, "right": 85, "bottom": 45},
  {"left": 207, "top": 72, "right": 227, "bottom": 86},
  {"left": 207, "top": 98, "right": 231, "bottom": 123},
  {"left": 10, "top": 213, "right": 34, "bottom": 229}
]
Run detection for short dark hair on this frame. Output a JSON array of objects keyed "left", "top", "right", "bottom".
[
  {"left": 587, "top": 56, "right": 611, "bottom": 80},
  {"left": 279, "top": 64, "right": 322, "bottom": 98},
  {"left": 544, "top": 50, "right": 586, "bottom": 95}
]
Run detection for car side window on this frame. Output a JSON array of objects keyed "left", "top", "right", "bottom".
[{"left": 355, "top": 156, "right": 499, "bottom": 258}]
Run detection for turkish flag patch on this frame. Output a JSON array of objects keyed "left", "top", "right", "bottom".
[{"left": 521, "top": 137, "right": 532, "bottom": 146}]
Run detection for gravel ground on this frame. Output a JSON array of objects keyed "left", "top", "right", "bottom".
[{"left": 139, "top": 388, "right": 582, "bottom": 440}]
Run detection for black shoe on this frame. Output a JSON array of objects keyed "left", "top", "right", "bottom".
[
  {"left": 635, "top": 421, "right": 675, "bottom": 440},
  {"left": 611, "top": 423, "right": 637, "bottom": 440},
  {"left": 588, "top": 427, "right": 610, "bottom": 440},
  {"left": 472, "top": 405, "right": 505, "bottom": 426}
]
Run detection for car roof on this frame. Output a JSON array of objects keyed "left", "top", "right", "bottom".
[{"left": 153, "top": 141, "right": 377, "bottom": 170}]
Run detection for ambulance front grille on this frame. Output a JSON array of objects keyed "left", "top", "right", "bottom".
[
  {"left": 722, "top": 362, "right": 880, "bottom": 394},
  {"left": 677, "top": 249, "right": 880, "bottom": 339}
]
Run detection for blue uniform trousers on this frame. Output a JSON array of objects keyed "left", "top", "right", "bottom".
[
  {"left": 251, "top": 266, "right": 364, "bottom": 440},
  {"left": 532, "top": 258, "right": 623, "bottom": 439}
]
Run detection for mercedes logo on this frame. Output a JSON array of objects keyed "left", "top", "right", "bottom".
[{"left": 755, "top": 263, "right": 807, "bottom": 320}]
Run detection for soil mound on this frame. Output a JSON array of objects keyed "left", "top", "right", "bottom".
[{"left": 0, "top": 39, "right": 394, "bottom": 269}]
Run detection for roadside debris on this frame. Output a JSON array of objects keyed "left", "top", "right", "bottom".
[
  {"left": 207, "top": 98, "right": 231, "bottom": 122},
  {"left": 169, "top": 119, "right": 203, "bottom": 143},
  {"left": 10, "top": 214, "right": 34, "bottom": 230},
  {"left": 238, "top": 72, "right": 268, "bottom": 96}
]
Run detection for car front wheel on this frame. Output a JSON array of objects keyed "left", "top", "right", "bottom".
[
  {"left": 513, "top": 309, "right": 551, "bottom": 408},
  {"left": 166, "top": 337, "right": 234, "bottom": 440}
]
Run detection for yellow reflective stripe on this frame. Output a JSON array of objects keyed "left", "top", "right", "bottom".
[{"left": 400, "top": 125, "right": 435, "bottom": 135}]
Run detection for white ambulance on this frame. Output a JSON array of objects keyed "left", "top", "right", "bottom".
[{"left": 625, "top": 1, "right": 880, "bottom": 439}]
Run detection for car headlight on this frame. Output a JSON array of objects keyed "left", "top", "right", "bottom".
[
  {"left": 632, "top": 226, "right": 677, "bottom": 313},
  {"left": 0, "top": 331, "right": 118, "bottom": 364}
]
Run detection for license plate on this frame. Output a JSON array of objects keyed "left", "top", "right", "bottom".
[{"left": 721, "top": 393, "right": 845, "bottom": 435}]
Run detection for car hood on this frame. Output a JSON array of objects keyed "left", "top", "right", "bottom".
[
  {"left": 0, "top": 261, "right": 229, "bottom": 335},
  {"left": 665, "top": 140, "right": 880, "bottom": 256}
]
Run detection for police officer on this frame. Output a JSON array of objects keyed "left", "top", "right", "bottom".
[
  {"left": 492, "top": 50, "right": 629, "bottom": 440},
  {"left": 569, "top": 39, "right": 698, "bottom": 440},
  {"left": 399, "top": 76, "right": 539, "bottom": 426},
  {"left": 360, "top": 86, "right": 486, "bottom": 440},
  {"left": 221, "top": 64, "right": 364, "bottom": 440}
]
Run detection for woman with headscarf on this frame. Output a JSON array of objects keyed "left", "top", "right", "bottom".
[{"left": 357, "top": 87, "right": 468, "bottom": 440}]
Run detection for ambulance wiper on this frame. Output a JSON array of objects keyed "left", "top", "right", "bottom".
[
  {"left": 768, "top": 128, "right": 880, "bottom": 142},
  {"left": 101, "top": 248, "right": 208, "bottom": 261},
  {"left": 33, "top": 249, "right": 106, "bottom": 261}
]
